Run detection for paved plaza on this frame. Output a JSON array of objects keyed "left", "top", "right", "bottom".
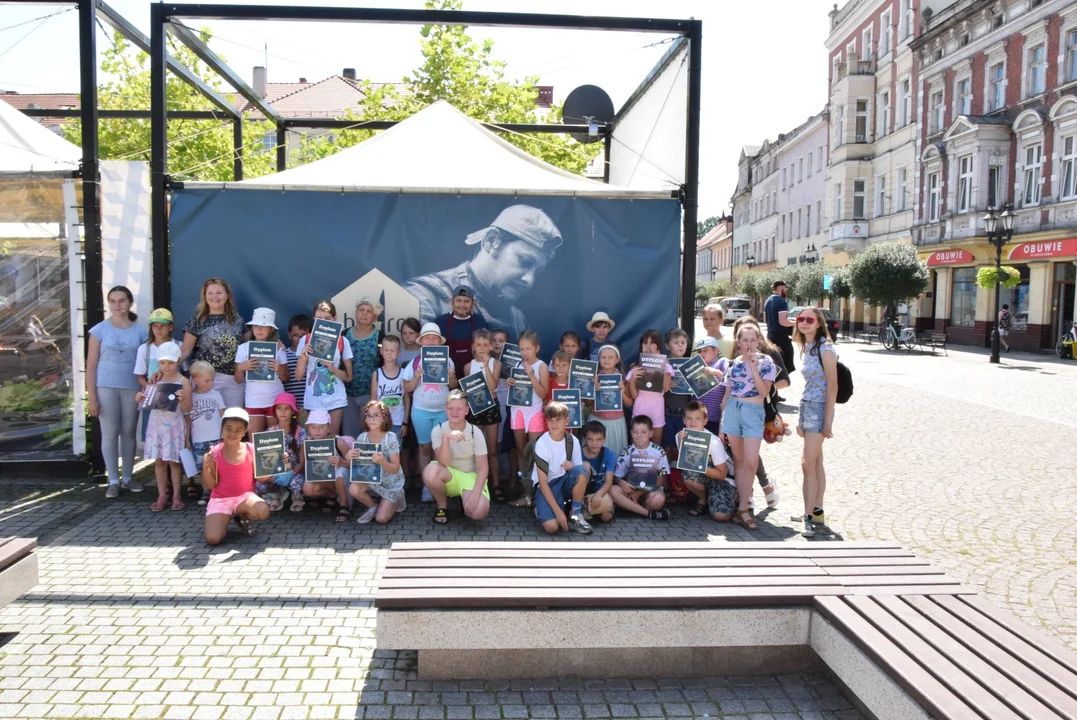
[{"left": 1, "top": 341, "right": 1075, "bottom": 719}]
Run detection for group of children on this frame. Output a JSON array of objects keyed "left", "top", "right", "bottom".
[{"left": 132, "top": 296, "right": 813, "bottom": 544}]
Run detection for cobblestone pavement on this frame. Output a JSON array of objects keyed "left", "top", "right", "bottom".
[{"left": 0, "top": 340, "right": 1074, "bottom": 719}]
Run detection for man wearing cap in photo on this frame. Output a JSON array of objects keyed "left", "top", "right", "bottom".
[
  {"left": 403, "top": 204, "right": 563, "bottom": 339},
  {"left": 763, "top": 280, "right": 796, "bottom": 375},
  {"left": 434, "top": 285, "right": 489, "bottom": 378}
]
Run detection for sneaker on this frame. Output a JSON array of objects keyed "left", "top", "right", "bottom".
[
  {"left": 812, "top": 509, "right": 827, "bottom": 526},
  {"left": 568, "top": 513, "right": 593, "bottom": 535},
  {"left": 421, "top": 487, "right": 434, "bottom": 503},
  {"left": 198, "top": 489, "right": 211, "bottom": 506},
  {"left": 394, "top": 495, "right": 406, "bottom": 513},
  {"left": 802, "top": 514, "right": 816, "bottom": 538},
  {"left": 122, "top": 480, "right": 143, "bottom": 493},
  {"left": 648, "top": 508, "right": 670, "bottom": 521},
  {"left": 764, "top": 484, "right": 780, "bottom": 508},
  {"left": 356, "top": 506, "right": 378, "bottom": 524},
  {"left": 105, "top": 483, "right": 120, "bottom": 499}
]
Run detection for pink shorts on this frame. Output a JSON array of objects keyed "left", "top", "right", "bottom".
[
  {"left": 245, "top": 406, "right": 274, "bottom": 417},
  {"left": 206, "top": 491, "right": 262, "bottom": 516},
  {"left": 512, "top": 407, "right": 547, "bottom": 433}
]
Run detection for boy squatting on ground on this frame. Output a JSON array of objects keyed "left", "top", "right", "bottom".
[
  {"left": 532, "top": 402, "right": 593, "bottom": 535},
  {"left": 676, "top": 401, "right": 733, "bottom": 520}
]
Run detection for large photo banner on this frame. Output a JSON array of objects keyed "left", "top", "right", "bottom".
[{"left": 169, "top": 189, "right": 680, "bottom": 363}]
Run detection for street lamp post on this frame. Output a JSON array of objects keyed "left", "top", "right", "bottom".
[
  {"left": 803, "top": 242, "right": 819, "bottom": 264},
  {"left": 983, "top": 204, "right": 1016, "bottom": 364}
]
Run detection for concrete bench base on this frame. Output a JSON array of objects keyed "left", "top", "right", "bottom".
[{"left": 0, "top": 551, "right": 39, "bottom": 609}]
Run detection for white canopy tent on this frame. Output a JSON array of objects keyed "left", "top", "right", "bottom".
[
  {"left": 0, "top": 99, "right": 81, "bottom": 176},
  {"left": 190, "top": 100, "right": 671, "bottom": 198}
]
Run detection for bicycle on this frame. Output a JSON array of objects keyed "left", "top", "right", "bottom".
[
  {"left": 880, "top": 322, "right": 917, "bottom": 351},
  {"left": 1055, "top": 321, "right": 1077, "bottom": 358}
]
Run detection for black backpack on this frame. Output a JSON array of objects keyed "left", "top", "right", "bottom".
[
  {"left": 835, "top": 360, "right": 853, "bottom": 404},
  {"left": 520, "top": 434, "right": 576, "bottom": 501}
]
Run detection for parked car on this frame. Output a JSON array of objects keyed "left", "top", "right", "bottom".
[
  {"left": 717, "top": 296, "right": 751, "bottom": 325},
  {"left": 788, "top": 306, "right": 841, "bottom": 339}
]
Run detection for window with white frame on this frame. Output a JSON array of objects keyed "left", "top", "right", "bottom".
[
  {"left": 880, "top": 10, "right": 891, "bottom": 56},
  {"left": 928, "top": 172, "right": 941, "bottom": 221},
  {"left": 989, "top": 63, "right": 1005, "bottom": 111},
  {"left": 1060, "top": 135, "right": 1076, "bottom": 201},
  {"left": 901, "top": 0, "right": 912, "bottom": 40},
  {"left": 847, "top": 40, "right": 857, "bottom": 60},
  {"left": 816, "top": 200, "right": 823, "bottom": 229},
  {"left": 836, "top": 105, "right": 845, "bottom": 146},
  {"left": 817, "top": 145, "right": 824, "bottom": 171},
  {"left": 900, "top": 78, "right": 911, "bottom": 127},
  {"left": 855, "top": 99, "right": 869, "bottom": 142},
  {"left": 875, "top": 174, "right": 886, "bottom": 217},
  {"left": 797, "top": 208, "right": 803, "bottom": 238},
  {"left": 1027, "top": 44, "right": 1046, "bottom": 97},
  {"left": 957, "top": 78, "right": 971, "bottom": 116},
  {"left": 879, "top": 91, "right": 891, "bottom": 136},
  {"left": 806, "top": 203, "right": 812, "bottom": 234},
  {"left": 931, "top": 90, "right": 945, "bottom": 133},
  {"left": 780, "top": 215, "right": 785, "bottom": 242},
  {"left": 987, "top": 165, "right": 1001, "bottom": 210},
  {"left": 834, "top": 182, "right": 842, "bottom": 220},
  {"left": 1022, "top": 144, "right": 1043, "bottom": 206},
  {"left": 798, "top": 157, "right": 804, "bottom": 182},
  {"left": 781, "top": 167, "right": 786, "bottom": 189},
  {"left": 1067, "top": 29, "right": 1077, "bottom": 84},
  {"left": 956, "top": 155, "right": 973, "bottom": 213},
  {"left": 832, "top": 54, "right": 841, "bottom": 85},
  {"left": 807, "top": 152, "right": 813, "bottom": 177},
  {"left": 862, "top": 26, "right": 873, "bottom": 59},
  {"left": 853, "top": 179, "right": 866, "bottom": 219},
  {"left": 898, "top": 167, "right": 908, "bottom": 211}
]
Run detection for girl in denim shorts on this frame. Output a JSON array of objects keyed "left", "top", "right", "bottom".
[{"left": 792, "top": 307, "right": 838, "bottom": 538}]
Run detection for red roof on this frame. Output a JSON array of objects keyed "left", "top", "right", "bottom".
[{"left": 0, "top": 93, "right": 80, "bottom": 126}]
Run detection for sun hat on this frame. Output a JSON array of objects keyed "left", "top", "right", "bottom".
[
  {"left": 306, "top": 409, "right": 331, "bottom": 426},
  {"left": 247, "top": 307, "right": 277, "bottom": 329},
  {"left": 694, "top": 336, "right": 719, "bottom": 351},
  {"left": 147, "top": 308, "right": 173, "bottom": 325},
  {"left": 222, "top": 407, "right": 250, "bottom": 425},
  {"left": 157, "top": 341, "right": 181, "bottom": 362},
  {"left": 272, "top": 392, "right": 298, "bottom": 415},
  {"left": 464, "top": 205, "right": 563, "bottom": 257},
  {"left": 418, "top": 322, "right": 446, "bottom": 343},
  {"left": 586, "top": 312, "right": 617, "bottom": 331},
  {"left": 355, "top": 297, "right": 383, "bottom": 315}
]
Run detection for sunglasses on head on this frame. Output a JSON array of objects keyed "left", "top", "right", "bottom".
[{"left": 796, "top": 316, "right": 817, "bottom": 325}]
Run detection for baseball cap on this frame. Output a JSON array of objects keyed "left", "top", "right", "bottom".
[
  {"left": 222, "top": 407, "right": 250, "bottom": 425},
  {"left": 148, "top": 308, "right": 173, "bottom": 325},
  {"left": 772, "top": 280, "right": 787, "bottom": 289},
  {"left": 306, "top": 410, "right": 331, "bottom": 426},
  {"left": 452, "top": 285, "right": 474, "bottom": 300},
  {"left": 694, "top": 336, "right": 719, "bottom": 351},
  {"left": 157, "top": 341, "right": 181, "bottom": 362},
  {"left": 464, "top": 205, "right": 563, "bottom": 257}
]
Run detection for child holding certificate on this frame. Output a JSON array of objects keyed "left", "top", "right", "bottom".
[
  {"left": 299, "top": 410, "right": 355, "bottom": 522},
  {"left": 348, "top": 400, "right": 405, "bottom": 525},
  {"left": 463, "top": 329, "right": 503, "bottom": 502},
  {"left": 233, "top": 307, "right": 289, "bottom": 436},
  {"left": 584, "top": 345, "right": 627, "bottom": 456},
  {"left": 138, "top": 341, "right": 192, "bottom": 512},
  {"left": 625, "top": 329, "right": 674, "bottom": 445},
  {"left": 507, "top": 331, "right": 549, "bottom": 493},
  {"left": 295, "top": 301, "right": 353, "bottom": 435}
]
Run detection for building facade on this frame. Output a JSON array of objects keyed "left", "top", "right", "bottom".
[
  {"left": 749, "top": 140, "right": 780, "bottom": 273},
  {"left": 775, "top": 110, "right": 830, "bottom": 270},
  {"left": 694, "top": 217, "right": 734, "bottom": 288},
  {"left": 731, "top": 146, "right": 760, "bottom": 281},
  {"left": 911, "top": 0, "right": 1077, "bottom": 351}
]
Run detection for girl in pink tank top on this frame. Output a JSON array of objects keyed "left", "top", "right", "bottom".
[{"left": 201, "top": 409, "right": 269, "bottom": 545}]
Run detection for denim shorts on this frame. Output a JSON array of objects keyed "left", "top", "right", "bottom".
[
  {"left": 534, "top": 465, "right": 588, "bottom": 523},
  {"left": 720, "top": 398, "right": 765, "bottom": 439},
  {"left": 799, "top": 400, "right": 828, "bottom": 434}
]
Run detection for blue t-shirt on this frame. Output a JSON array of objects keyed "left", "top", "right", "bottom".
[
  {"left": 90, "top": 320, "right": 147, "bottom": 390},
  {"left": 763, "top": 294, "right": 790, "bottom": 338},
  {"left": 581, "top": 446, "right": 616, "bottom": 494}
]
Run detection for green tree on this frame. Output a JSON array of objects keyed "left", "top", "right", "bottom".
[
  {"left": 847, "top": 242, "right": 929, "bottom": 320},
  {"left": 294, "top": 0, "right": 601, "bottom": 174},
  {"left": 63, "top": 31, "right": 275, "bottom": 181},
  {"left": 697, "top": 215, "right": 721, "bottom": 238},
  {"left": 695, "top": 279, "right": 733, "bottom": 301}
]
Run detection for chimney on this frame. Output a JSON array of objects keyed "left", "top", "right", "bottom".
[
  {"left": 342, "top": 68, "right": 356, "bottom": 80},
  {"left": 253, "top": 66, "right": 267, "bottom": 98},
  {"left": 299, "top": 78, "right": 307, "bottom": 84}
]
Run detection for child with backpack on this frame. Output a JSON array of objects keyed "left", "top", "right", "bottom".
[
  {"left": 295, "top": 300, "right": 353, "bottom": 435},
  {"left": 531, "top": 402, "right": 591, "bottom": 535},
  {"left": 422, "top": 390, "right": 489, "bottom": 525}
]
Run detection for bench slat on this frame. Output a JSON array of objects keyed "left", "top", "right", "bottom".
[
  {"left": 0, "top": 537, "right": 36, "bottom": 571},
  {"left": 381, "top": 564, "right": 824, "bottom": 579},
  {"left": 388, "top": 541, "right": 904, "bottom": 551},
  {"left": 385, "top": 557, "right": 822, "bottom": 569},
  {"left": 379, "top": 575, "right": 839, "bottom": 590},
  {"left": 821, "top": 565, "right": 941, "bottom": 575},
  {"left": 889, "top": 596, "right": 1072, "bottom": 720},
  {"left": 957, "top": 595, "right": 1077, "bottom": 677},
  {"left": 848, "top": 585, "right": 975, "bottom": 595},
  {"left": 814, "top": 596, "right": 983, "bottom": 720},
  {"left": 847, "top": 596, "right": 1024, "bottom": 720},
  {"left": 812, "top": 556, "right": 932, "bottom": 567},
  {"left": 376, "top": 585, "right": 849, "bottom": 609},
  {"left": 931, "top": 596, "right": 1077, "bottom": 706},
  {"left": 836, "top": 575, "right": 960, "bottom": 586}
]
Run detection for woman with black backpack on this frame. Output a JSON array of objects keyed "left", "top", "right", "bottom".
[{"left": 792, "top": 307, "right": 838, "bottom": 538}]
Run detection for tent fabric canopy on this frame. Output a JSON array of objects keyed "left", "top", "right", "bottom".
[
  {"left": 189, "top": 100, "right": 670, "bottom": 198},
  {"left": 0, "top": 99, "right": 81, "bottom": 176}
]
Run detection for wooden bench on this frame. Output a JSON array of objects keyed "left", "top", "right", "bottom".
[
  {"left": 855, "top": 324, "right": 882, "bottom": 344},
  {"left": 0, "top": 537, "right": 38, "bottom": 609},
  {"left": 377, "top": 541, "right": 1077, "bottom": 720},
  {"left": 918, "top": 330, "right": 950, "bottom": 355}
]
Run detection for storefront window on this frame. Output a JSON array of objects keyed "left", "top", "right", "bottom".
[
  {"left": 1001, "top": 265, "right": 1030, "bottom": 330},
  {"left": 951, "top": 267, "right": 978, "bottom": 327}
]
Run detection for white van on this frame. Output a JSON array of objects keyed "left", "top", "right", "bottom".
[{"left": 718, "top": 297, "right": 751, "bottom": 325}]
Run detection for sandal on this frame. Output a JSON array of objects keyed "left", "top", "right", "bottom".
[
  {"left": 290, "top": 495, "right": 305, "bottom": 512},
  {"left": 150, "top": 496, "right": 168, "bottom": 512},
  {"left": 735, "top": 509, "right": 758, "bottom": 530},
  {"left": 688, "top": 502, "right": 707, "bottom": 517},
  {"left": 334, "top": 506, "right": 351, "bottom": 523},
  {"left": 170, "top": 498, "right": 186, "bottom": 511},
  {"left": 509, "top": 495, "right": 532, "bottom": 509},
  {"left": 433, "top": 507, "right": 449, "bottom": 525},
  {"left": 235, "top": 516, "right": 257, "bottom": 537},
  {"left": 492, "top": 486, "right": 507, "bottom": 503}
]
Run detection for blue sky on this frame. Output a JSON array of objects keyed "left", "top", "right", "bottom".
[{"left": 0, "top": 0, "right": 835, "bottom": 215}]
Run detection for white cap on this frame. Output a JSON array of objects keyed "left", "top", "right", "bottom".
[
  {"left": 306, "top": 410, "right": 331, "bottom": 426},
  {"left": 157, "top": 341, "right": 181, "bottom": 362},
  {"left": 222, "top": 407, "right": 250, "bottom": 425},
  {"left": 247, "top": 307, "right": 277, "bottom": 329}
]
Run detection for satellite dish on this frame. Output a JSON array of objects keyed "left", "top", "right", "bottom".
[{"left": 563, "top": 85, "right": 614, "bottom": 144}]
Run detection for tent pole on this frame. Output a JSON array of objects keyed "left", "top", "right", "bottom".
[
  {"left": 680, "top": 20, "right": 702, "bottom": 343},
  {"left": 233, "top": 117, "right": 243, "bottom": 180},
  {"left": 150, "top": 2, "right": 170, "bottom": 309},
  {"left": 277, "top": 125, "right": 287, "bottom": 172},
  {"left": 79, "top": 0, "right": 103, "bottom": 330}
]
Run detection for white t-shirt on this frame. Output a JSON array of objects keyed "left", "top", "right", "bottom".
[
  {"left": 189, "top": 389, "right": 226, "bottom": 444},
  {"left": 402, "top": 356, "right": 451, "bottom": 412},
  {"left": 430, "top": 421, "right": 487, "bottom": 474},
  {"left": 517, "top": 359, "right": 546, "bottom": 409},
  {"left": 683, "top": 432, "right": 733, "bottom": 487},
  {"left": 375, "top": 366, "right": 406, "bottom": 426},
  {"left": 296, "top": 334, "right": 353, "bottom": 411},
  {"left": 234, "top": 341, "right": 289, "bottom": 409},
  {"left": 133, "top": 339, "right": 176, "bottom": 379},
  {"left": 531, "top": 431, "right": 582, "bottom": 483}
]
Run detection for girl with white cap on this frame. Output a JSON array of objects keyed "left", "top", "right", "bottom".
[
  {"left": 136, "top": 341, "right": 192, "bottom": 512},
  {"left": 233, "top": 307, "right": 290, "bottom": 437},
  {"left": 402, "top": 322, "right": 460, "bottom": 490}
]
